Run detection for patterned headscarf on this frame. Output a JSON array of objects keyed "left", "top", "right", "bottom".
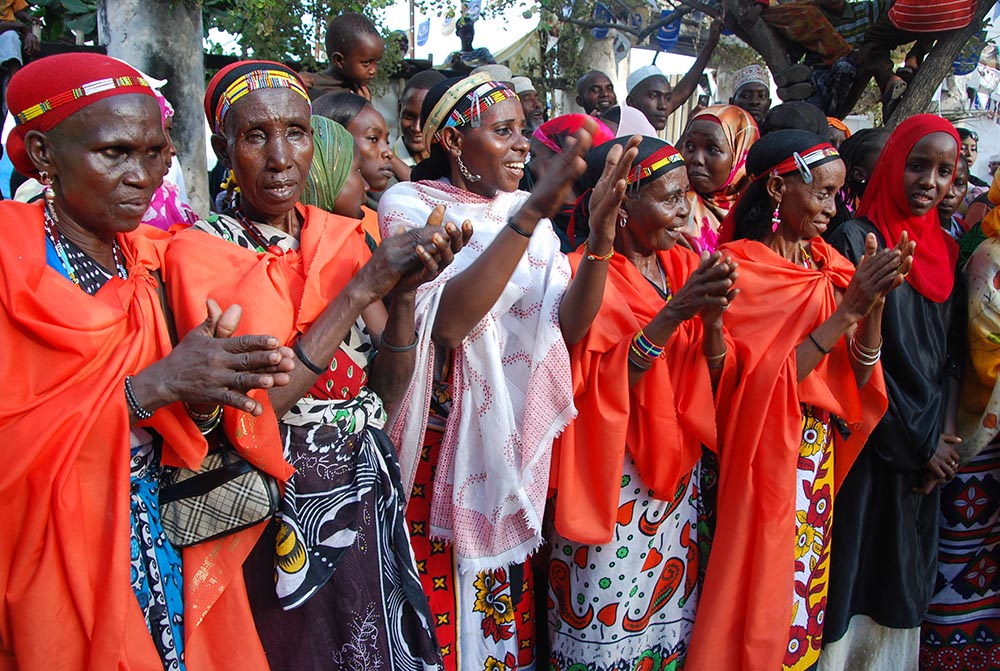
[
  {"left": 204, "top": 60, "right": 310, "bottom": 134},
  {"left": 683, "top": 104, "right": 761, "bottom": 252},
  {"left": 301, "top": 115, "right": 355, "bottom": 213},
  {"left": 6, "top": 53, "right": 155, "bottom": 179}
]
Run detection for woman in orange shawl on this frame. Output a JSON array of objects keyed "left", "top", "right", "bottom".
[
  {"left": 548, "top": 137, "right": 738, "bottom": 670},
  {"left": 687, "top": 130, "right": 908, "bottom": 671},
  {"left": 679, "top": 104, "right": 759, "bottom": 253},
  {"left": 0, "top": 53, "right": 295, "bottom": 671},
  {"left": 163, "top": 60, "right": 465, "bottom": 671}
]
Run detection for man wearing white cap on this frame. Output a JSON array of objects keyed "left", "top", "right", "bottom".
[
  {"left": 729, "top": 63, "right": 771, "bottom": 125},
  {"left": 513, "top": 76, "right": 545, "bottom": 133},
  {"left": 625, "top": 20, "right": 722, "bottom": 132}
]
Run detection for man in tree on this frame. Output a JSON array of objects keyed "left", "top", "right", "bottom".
[
  {"left": 576, "top": 70, "right": 617, "bottom": 115},
  {"left": 729, "top": 63, "right": 772, "bottom": 125},
  {"left": 446, "top": 18, "right": 496, "bottom": 75},
  {"left": 624, "top": 20, "right": 722, "bottom": 132}
]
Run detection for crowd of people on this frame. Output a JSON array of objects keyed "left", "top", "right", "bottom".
[{"left": 1, "top": 7, "right": 999, "bottom": 671}]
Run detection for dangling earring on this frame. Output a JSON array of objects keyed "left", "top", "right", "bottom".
[
  {"left": 771, "top": 201, "right": 782, "bottom": 232},
  {"left": 39, "top": 170, "right": 55, "bottom": 205},
  {"left": 619, "top": 213, "right": 628, "bottom": 228},
  {"left": 456, "top": 152, "right": 481, "bottom": 183}
]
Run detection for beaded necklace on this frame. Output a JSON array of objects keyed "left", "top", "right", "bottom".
[
  {"left": 43, "top": 202, "right": 127, "bottom": 285},
  {"left": 232, "top": 206, "right": 285, "bottom": 256}
]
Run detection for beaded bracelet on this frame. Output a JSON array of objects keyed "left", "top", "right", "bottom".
[
  {"left": 632, "top": 330, "right": 664, "bottom": 359},
  {"left": 293, "top": 336, "right": 327, "bottom": 376},
  {"left": 381, "top": 332, "right": 419, "bottom": 353},
  {"left": 584, "top": 241, "right": 615, "bottom": 262},
  {"left": 627, "top": 351, "right": 653, "bottom": 371},
  {"left": 124, "top": 375, "right": 153, "bottom": 420},
  {"left": 185, "top": 403, "right": 223, "bottom": 434}
]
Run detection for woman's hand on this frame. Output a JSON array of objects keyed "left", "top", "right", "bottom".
[
  {"left": 520, "top": 123, "right": 594, "bottom": 225},
  {"left": 586, "top": 135, "right": 641, "bottom": 256},
  {"left": 662, "top": 252, "right": 738, "bottom": 324},
  {"left": 358, "top": 205, "right": 473, "bottom": 299},
  {"left": 698, "top": 255, "right": 739, "bottom": 328},
  {"left": 839, "top": 232, "right": 905, "bottom": 322},
  {"left": 132, "top": 300, "right": 295, "bottom": 417},
  {"left": 915, "top": 433, "right": 962, "bottom": 494}
]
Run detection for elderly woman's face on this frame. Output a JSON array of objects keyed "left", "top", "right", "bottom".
[
  {"left": 223, "top": 88, "right": 313, "bottom": 222},
  {"left": 455, "top": 97, "right": 529, "bottom": 196},
  {"left": 623, "top": 168, "right": 691, "bottom": 251},
  {"left": 681, "top": 119, "right": 734, "bottom": 196},
  {"left": 776, "top": 159, "right": 845, "bottom": 240},
  {"left": 42, "top": 94, "right": 166, "bottom": 238}
]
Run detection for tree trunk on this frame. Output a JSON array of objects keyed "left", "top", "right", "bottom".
[
  {"left": 721, "top": 0, "right": 793, "bottom": 74},
  {"left": 97, "top": 0, "right": 209, "bottom": 216},
  {"left": 886, "top": 0, "right": 994, "bottom": 128}
]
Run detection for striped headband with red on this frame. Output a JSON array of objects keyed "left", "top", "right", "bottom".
[
  {"left": 751, "top": 143, "right": 840, "bottom": 183},
  {"left": 626, "top": 144, "right": 685, "bottom": 186}
]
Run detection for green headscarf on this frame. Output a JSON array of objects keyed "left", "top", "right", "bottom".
[{"left": 301, "top": 115, "right": 355, "bottom": 213}]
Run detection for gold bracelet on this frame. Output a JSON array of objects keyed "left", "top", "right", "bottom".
[{"left": 705, "top": 349, "right": 727, "bottom": 363}]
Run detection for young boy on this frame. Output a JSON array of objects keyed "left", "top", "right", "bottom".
[{"left": 300, "top": 12, "right": 383, "bottom": 101}]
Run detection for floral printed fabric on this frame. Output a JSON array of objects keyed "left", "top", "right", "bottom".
[
  {"left": 547, "top": 455, "right": 707, "bottom": 671},
  {"left": 784, "top": 406, "right": 834, "bottom": 670},
  {"left": 407, "top": 428, "right": 536, "bottom": 671}
]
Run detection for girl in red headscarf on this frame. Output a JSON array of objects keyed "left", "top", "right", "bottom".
[{"left": 822, "top": 114, "right": 963, "bottom": 671}]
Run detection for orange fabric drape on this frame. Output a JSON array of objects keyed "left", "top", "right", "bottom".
[
  {"left": 361, "top": 205, "right": 382, "bottom": 245},
  {"left": 685, "top": 238, "right": 887, "bottom": 671},
  {"left": 0, "top": 202, "right": 211, "bottom": 670},
  {"left": 550, "top": 246, "right": 734, "bottom": 544},
  {"left": 163, "top": 204, "right": 371, "bottom": 665}
]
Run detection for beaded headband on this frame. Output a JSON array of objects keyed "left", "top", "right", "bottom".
[
  {"left": 752, "top": 143, "right": 839, "bottom": 184},
  {"left": 626, "top": 145, "right": 685, "bottom": 186},
  {"left": 15, "top": 75, "right": 150, "bottom": 125},
  {"left": 212, "top": 68, "right": 310, "bottom": 133}
]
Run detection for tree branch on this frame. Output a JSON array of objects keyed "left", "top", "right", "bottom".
[{"left": 886, "top": 0, "right": 995, "bottom": 127}]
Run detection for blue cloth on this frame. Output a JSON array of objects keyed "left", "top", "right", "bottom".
[{"left": 129, "top": 438, "right": 186, "bottom": 671}]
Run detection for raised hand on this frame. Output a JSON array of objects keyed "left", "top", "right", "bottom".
[
  {"left": 840, "top": 232, "right": 904, "bottom": 322},
  {"left": 388, "top": 204, "right": 473, "bottom": 293},
  {"left": 697, "top": 254, "right": 739, "bottom": 327},
  {"left": 663, "top": 252, "right": 739, "bottom": 324},
  {"left": 521, "top": 121, "right": 594, "bottom": 223},
  {"left": 587, "top": 135, "right": 641, "bottom": 255},
  {"left": 132, "top": 300, "right": 295, "bottom": 418}
]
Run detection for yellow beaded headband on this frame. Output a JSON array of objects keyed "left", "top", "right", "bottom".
[
  {"left": 213, "top": 69, "right": 311, "bottom": 133},
  {"left": 15, "top": 75, "right": 150, "bottom": 125}
]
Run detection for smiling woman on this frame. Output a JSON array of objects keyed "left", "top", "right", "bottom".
[{"left": 378, "top": 71, "right": 630, "bottom": 671}]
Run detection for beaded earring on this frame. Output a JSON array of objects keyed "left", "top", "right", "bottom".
[
  {"left": 39, "top": 170, "right": 55, "bottom": 205},
  {"left": 771, "top": 202, "right": 782, "bottom": 232}
]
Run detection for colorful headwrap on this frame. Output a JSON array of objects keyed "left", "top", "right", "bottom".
[
  {"left": 732, "top": 64, "right": 770, "bottom": 95},
  {"left": 422, "top": 72, "right": 518, "bottom": 147},
  {"left": 204, "top": 60, "right": 311, "bottom": 134},
  {"left": 857, "top": 114, "right": 959, "bottom": 302},
  {"left": 750, "top": 142, "right": 839, "bottom": 182},
  {"left": 301, "top": 115, "right": 355, "bottom": 213},
  {"left": 570, "top": 136, "right": 685, "bottom": 245},
  {"left": 532, "top": 113, "right": 615, "bottom": 154},
  {"left": 6, "top": 53, "right": 156, "bottom": 179}
]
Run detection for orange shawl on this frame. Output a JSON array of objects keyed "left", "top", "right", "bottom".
[
  {"left": 163, "top": 205, "right": 371, "bottom": 666},
  {"left": 550, "top": 246, "right": 733, "bottom": 544},
  {"left": 685, "top": 238, "right": 887, "bottom": 671},
  {"left": 0, "top": 202, "right": 209, "bottom": 669}
]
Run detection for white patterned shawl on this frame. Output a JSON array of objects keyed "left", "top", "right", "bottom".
[{"left": 378, "top": 178, "right": 575, "bottom": 573}]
